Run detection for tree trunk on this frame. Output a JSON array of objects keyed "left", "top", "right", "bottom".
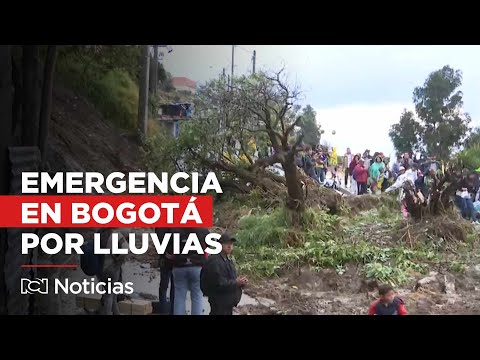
[
  {"left": 11, "top": 46, "right": 22, "bottom": 144},
  {"left": 137, "top": 45, "right": 150, "bottom": 141},
  {"left": 38, "top": 45, "right": 57, "bottom": 168},
  {"left": 282, "top": 155, "right": 305, "bottom": 225},
  {"left": 22, "top": 45, "right": 41, "bottom": 146},
  {"left": 148, "top": 54, "right": 155, "bottom": 95}
]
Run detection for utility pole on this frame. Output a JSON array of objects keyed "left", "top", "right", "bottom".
[
  {"left": 231, "top": 45, "right": 235, "bottom": 88},
  {"left": 138, "top": 45, "right": 150, "bottom": 141},
  {"left": 252, "top": 50, "right": 256, "bottom": 74},
  {"left": 221, "top": 67, "right": 226, "bottom": 84},
  {"left": 152, "top": 45, "right": 159, "bottom": 95}
]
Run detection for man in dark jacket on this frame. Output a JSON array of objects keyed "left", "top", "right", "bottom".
[
  {"left": 167, "top": 227, "right": 210, "bottom": 315},
  {"left": 201, "top": 233, "right": 247, "bottom": 315},
  {"left": 303, "top": 146, "right": 318, "bottom": 182}
]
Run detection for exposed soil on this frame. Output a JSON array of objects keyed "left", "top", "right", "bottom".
[
  {"left": 239, "top": 266, "right": 480, "bottom": 315},
  {"left": 48, "top": 82, "right": 144, "bottom": 175}
]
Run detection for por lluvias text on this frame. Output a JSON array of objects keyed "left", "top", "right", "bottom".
[
  {"left": 22, "top": 197, "right": 203, "bottom": 225},
  {"left": 22, "top": 232, "right": 223, "bottom": 255},
  {"left": 17, "top": 171, "right": 222, "bottom": 256}
]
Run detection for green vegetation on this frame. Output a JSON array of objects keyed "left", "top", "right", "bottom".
[
  {"left": 457, "top": 143, "right": 480, "bottom": 171},
  {"left": 56, "top": 45, "right": 174, "bottom": 132},
  {"left": 389, "top": 65, "right": 471, "bottom": 159},
  {"left": 232, "top": 204, "right": 478, "bottom": 286},
  {"left": 56, "top": 47, "right": 140, "bottom": 130}
]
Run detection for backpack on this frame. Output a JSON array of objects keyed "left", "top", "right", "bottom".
[
  {"left": 80, "top": 240, "right": 105, "bottom": 276},
  {"left": 169, "top": 228, "right": 209, "bottom": 267}
]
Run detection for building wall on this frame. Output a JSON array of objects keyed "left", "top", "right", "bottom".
[{"left": 173, "top": 85, "right": 196, "bottom": 94}]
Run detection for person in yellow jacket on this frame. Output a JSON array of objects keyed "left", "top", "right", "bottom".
[
  {"left": 328, "top": 147, "right": 338, "bottom": 182},
  {"left": 330, "top": 147, "right": 338, "bottom": 167}
]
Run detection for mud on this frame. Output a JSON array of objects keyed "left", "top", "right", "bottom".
[{"left": 239, "top": 266, "right": 480, "bottom": 315}]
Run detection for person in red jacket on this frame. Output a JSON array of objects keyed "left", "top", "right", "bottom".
[
  {"left": 368, "top": 284, "right": 407, "bottom": 315},
  {"left": 349, "top": 154, "right": 361, "bottom": 194},
  {"left": 353, "top": 158, "right": 369, "bottom": 195}
]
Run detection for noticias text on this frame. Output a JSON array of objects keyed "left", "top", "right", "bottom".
[{"left": 21, "top": 278, "right": 134, "bottom": 295}]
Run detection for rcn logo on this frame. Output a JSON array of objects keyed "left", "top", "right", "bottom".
[
  {"left": 21, "top": 278, "right": 48, "bottom": 294},
  {"left": 20, "top": 278, "right": 134, "bottom": 295}
]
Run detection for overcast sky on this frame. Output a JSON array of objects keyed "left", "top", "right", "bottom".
[{"left": 163, "top": 45, "right": 480, "bottom": 158}]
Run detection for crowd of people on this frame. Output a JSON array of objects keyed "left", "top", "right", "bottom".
[
  {"left": 295, "top": 144, "right": 480, "bottom": 223},
  {"left": 156, "top": 228, "right": 247, "bottom": 315},
  {"left": 296, "top": 145, "right": 339, "bottom": 187}
]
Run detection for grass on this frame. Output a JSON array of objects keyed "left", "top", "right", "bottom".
[
  {"left": 56, "top": 54, "right": 139, "bottom": 130},
  {"left": 231, "top": 204, "right": 478, "bottom": 286}
]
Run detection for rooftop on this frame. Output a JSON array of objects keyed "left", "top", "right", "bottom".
[{"left": 171, "top": 77, "right": 196, "bottom": 89}]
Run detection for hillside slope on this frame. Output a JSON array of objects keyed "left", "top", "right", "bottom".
[{"left": 47, "top": 82, "right": 144, "bottom": 174}]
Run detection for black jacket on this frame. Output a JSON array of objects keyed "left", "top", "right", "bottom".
[
  {"left": 202, "top": 253, "right": 242, "bottom": 307},
  {"left": 155, "top": 227, "right": 172, "bottom": 269},
  {"left": 165, "top": 227, "right": 210, "bottom": 268}
]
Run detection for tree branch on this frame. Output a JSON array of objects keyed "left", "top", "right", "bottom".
[
  {"left": 252, "top": 152, "right": 283, "bottom": 170},
  {"left": 285, "top": 116, "right": 303, "bottom": 139},
  {"left": 239, "top": 131, "right": 254, "bottom": 166}
]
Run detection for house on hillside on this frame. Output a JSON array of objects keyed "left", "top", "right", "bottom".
[
  {"left": 171, "top": 77, "right": 196, "bottom": 94},
  {"left": 156, "top": 102, "right": 194, "bottom": 139}
]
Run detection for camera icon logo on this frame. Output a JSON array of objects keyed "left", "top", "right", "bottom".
[{"left": 20, "top": 278, "right": 48, "bottom": 295}]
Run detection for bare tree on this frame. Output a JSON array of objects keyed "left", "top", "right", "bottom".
[
  {"left": 228, "top": 70, "right": 305, "bottom": 214},
  {"left": 157, "top": 70, "right": 307, "bottom": 222}
]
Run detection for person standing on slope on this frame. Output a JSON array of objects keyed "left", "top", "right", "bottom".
[
  {"left": 369, "top": 154, "right": 385, "bottom": 194},
  {"left": 349, "top": 154, "right": 361, "bottom": 195},
  {"left": 344, "top": 147, "right": 353, "bottom": 188},
  {"left": 353, "top": 158, "right": 369, "bottom": 195},
  {"left": 201, "top": 233, "right": 247, "bottom": 315}
]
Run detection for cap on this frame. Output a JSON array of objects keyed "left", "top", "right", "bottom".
[{"left": 219, "top": 233, "right": 237, "bottom": 244}]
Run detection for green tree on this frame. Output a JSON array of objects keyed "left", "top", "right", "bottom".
[
  {"left": 389, "top": 109, "right": 421, "bottom": 155},
  {"left": 464, "top": 127, "right": 480, "bottom": 148},
  {"left": 299, "top": 105, "right": 321, "bottom": 147},
  {"left": 457, "top": 127, "right": 480, "bottom": 171},
  {"left": 413, "top": 65, "right": 471, "bottom": 160}
]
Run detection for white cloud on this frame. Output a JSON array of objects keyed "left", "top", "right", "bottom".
[{"left": 314, "top": 103, "right": 414, "bottom": 159}]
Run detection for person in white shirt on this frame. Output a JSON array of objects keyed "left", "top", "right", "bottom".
[
  {"left": 385, "top": 166, "right": 414, "bottom": 218},
  {"left": 344, "top": 148, "right": 353, "bottom": 188}
]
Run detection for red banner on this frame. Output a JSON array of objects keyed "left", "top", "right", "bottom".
[{"left": 0, "top": 195, "right": 212, "bottom": 228}]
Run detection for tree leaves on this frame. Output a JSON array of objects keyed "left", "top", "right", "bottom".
[
  {"left": 389, "top": 109, "right": 421, "bottom": 155},
  {"left": 390, "top": 65, "right": 471, "bottom": 159},
  {"left": 298, "top": 105, "right": 321, "bottom": 147}
]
